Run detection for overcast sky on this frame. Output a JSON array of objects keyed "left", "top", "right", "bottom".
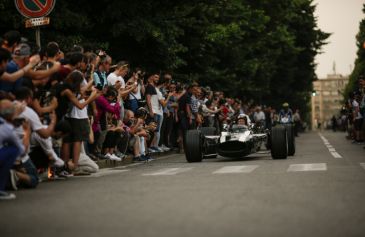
[{"left": 314, "top": 0, "right": 364, "bottom": 78}]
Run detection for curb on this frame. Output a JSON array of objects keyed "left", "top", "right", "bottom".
[{"left": 95, "top": 150, "right": 181, "bottom": 169}]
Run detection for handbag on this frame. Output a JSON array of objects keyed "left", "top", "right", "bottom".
[{"left": 129, "top": 93, "right": 146, "bottom": 108}]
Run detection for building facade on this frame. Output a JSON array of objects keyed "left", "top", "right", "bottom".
[{"left": 311, "top": 74, "right": 349, "bottom": 130}]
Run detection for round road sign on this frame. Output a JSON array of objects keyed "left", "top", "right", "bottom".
[{"left": 15, "top": 0, "right": 56, "bottom": 18}]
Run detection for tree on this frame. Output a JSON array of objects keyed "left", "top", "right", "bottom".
[
  {"left": 345, "top": 3, "right": 365, "bottom": 98},
  {"left": 0, "top": 0, "right": 328, "bottom": 118}
]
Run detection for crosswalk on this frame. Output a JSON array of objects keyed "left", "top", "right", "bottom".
[
  {"left": 143, "top": 163, "right": 329, "bottom": 176},
  {"left": 287, "top": 163, "right": 327, "bottom": 172},
  {"left": 137, "top": 163, "right": 365, "bottom": 176},
  {"left": 74, "top": 162, "right": 365, "bottom": 178},
  {"left": 212, "top": 165, "right": 259, "bottom": 174},
  {"left": 142, "top": 168, "right": 193, "bottom": 176}
]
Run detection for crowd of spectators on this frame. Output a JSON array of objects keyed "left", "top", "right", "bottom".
[
  {"left": 0, "top": 30, "right": 302, "bottom": 200},
  {"left": 332, "top": 77, "right": 365, "bottom": 146}
]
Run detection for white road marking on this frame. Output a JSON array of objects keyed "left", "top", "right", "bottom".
[
  {"left": 318, "top": 133, "right": 342, "bottom": 159},
  {"left": 360, "top": 163, "right": 365, "bottom": 170},
  {"left": 330, "top": 152, "right": 342, "bottom": 159},
  {"left": 142, "top": 168, "right": 193, "bottom": 176},
  {"left": 213, "top": 165, "right": 259, "bottom": 174},
  {"left": 288, "top": 163, "right": 327, "bottom": 172}
]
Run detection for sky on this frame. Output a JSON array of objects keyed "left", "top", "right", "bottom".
[{"left": 314, "top": 0, "right": 364, "bottom": 78}]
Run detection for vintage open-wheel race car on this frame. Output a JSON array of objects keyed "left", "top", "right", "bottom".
[{"left": 184, "top": 123, "right": 295, "bottom": 162}]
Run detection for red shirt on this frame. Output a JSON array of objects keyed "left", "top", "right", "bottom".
[{"left": 58, "top": 66, "right": 72, "bottom": 82}]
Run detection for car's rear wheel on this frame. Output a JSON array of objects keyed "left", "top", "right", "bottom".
[
  {"left": 185, "top": 130, "right": 203, "bottom": 162},
  {"left": 271, "top": 126, "right": 288, "bottom": 159},
  {"left": 285, "top": 124, "right": 295, "bottom": 156}
]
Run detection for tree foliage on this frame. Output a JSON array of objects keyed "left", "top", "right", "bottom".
[
  {"left": 0, "top": 0, "right": 328, "bottom": 115},
  {"left": 345, "top": 3, "right": 365, "bottom": 98}
]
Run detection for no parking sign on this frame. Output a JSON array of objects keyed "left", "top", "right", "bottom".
[
  {"left": 15, "top": 0, "right": 56, "bottom": 18},
  {"left": 14, "top": 0, "right": 56, "bottom": 47}
]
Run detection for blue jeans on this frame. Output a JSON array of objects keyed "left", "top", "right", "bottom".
[
  {"left": 0, "top": 146, "right": 20, "bottom": 191},
  {"left": 153, "top": 114, "right": 163, "bottom": 146},
  {"left": 21, "top": 158, "right": 39, "bottom": 188}
]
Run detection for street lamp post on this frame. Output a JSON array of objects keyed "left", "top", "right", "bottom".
[{"left": 311, "top": 88, "right": 325, "bottom": 131}]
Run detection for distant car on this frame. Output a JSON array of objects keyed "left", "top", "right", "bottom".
[{"left": 184, "top": 124, "right": 295, "bottom": 162}]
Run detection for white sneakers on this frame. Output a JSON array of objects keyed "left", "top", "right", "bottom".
[
  {"left": 105, "top": 153, "right": 122, "bottom": 162},
  {"left": 160, "top": 145, "right": 171, "bottom": 152},
  {"left": 0, "top": 191, "right": 16, "bottom": 200}
]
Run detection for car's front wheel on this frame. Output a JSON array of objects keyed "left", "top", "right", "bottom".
[
  {"left": 271, "top": 126, "right": 288, "bottom": 159},
  {"left": 185, "top": 130, "right": 203, "bottom": 162}
]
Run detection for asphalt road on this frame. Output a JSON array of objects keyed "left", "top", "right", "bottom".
[{"left": 1, "top": 131, "right": 365, "bottom": 237}]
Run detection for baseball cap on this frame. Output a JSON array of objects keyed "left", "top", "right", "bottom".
[{"left": 13, "top": 43, "right": 31, "bottom": 57}]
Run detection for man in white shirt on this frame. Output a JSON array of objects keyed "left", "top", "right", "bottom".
[
  {"left": 253, "top": 106, "right": 266, "bottom": 127},
  {"left": 14, "top": 88, "right": 63, "bottom": 187},
  {"left": 107, "top": 61, "right": 128, "bottom": 88},
  {"left": 145, "top": 73, "right": 163, "bottom": 151}
]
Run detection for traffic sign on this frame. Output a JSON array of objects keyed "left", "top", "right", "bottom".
[
  {"left": 25, "top": 17, "right": 50, "bottom": 28},
  {"left": 15, "top": 0, "right": 56, "bottom": 18}
]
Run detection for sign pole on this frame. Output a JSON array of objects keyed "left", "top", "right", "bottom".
[{"left": 35, "top": 27, "right": 41, "bottom": 47}]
